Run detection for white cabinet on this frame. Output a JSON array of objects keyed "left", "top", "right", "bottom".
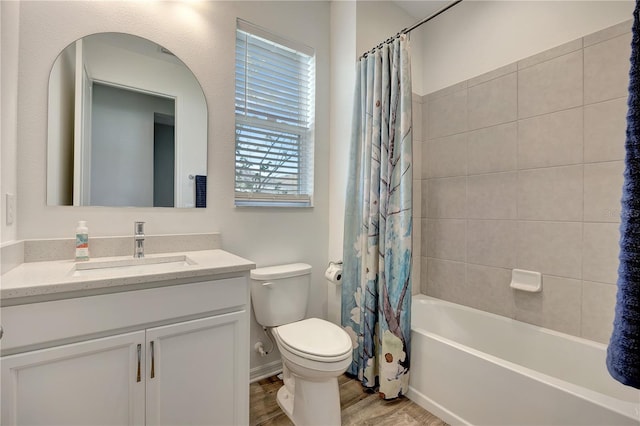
[
  {"left": 1, "top": 331, "right": 146, "bottom": 425},
  {"left": 1, "top": 277, "right": 250, "bottom": 426},
  {"left": 146, "top": 312, "right": 247, "bottom": 426}
]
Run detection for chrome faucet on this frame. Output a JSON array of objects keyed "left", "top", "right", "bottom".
[{"left": 134, "top": 221, "right": 145, "bottom": 258}]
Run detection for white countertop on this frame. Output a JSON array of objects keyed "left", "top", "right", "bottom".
[{"left": 1, "top": 249, "right": 255, "bottom": 302}]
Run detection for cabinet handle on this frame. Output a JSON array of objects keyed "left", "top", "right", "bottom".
[
  {"left": 136, "top": 344, "right": 141, "bottom": 382},
  {"left": 150, "top": 341, "right": 155, "bottom": 379},
  {"left": 0, "top": 326, "right": 3, "bottom": 340}
]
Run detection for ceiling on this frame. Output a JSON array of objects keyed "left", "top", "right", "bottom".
[{"left": 392, "top": 1, "right": 451, "bottom": 20}]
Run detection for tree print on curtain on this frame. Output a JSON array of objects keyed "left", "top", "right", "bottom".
[{"left": 342, "top": 35, "right": 412, "bottom": 400}]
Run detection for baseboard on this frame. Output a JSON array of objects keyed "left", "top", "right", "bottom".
[
  {"left": 250, "top": 359, "right": 283, "bottom": 383},
  {"left": 406, "top": 386, "right": 469, "bottom": 426}
]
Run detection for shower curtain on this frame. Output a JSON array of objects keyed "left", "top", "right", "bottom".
[
  {"left": 341, "top": 35, "right": 413, "bottom": 400},
  {"left": 607, "top": 2, "right": 640, "bottom": 390}
]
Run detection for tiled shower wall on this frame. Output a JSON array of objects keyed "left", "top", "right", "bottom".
[{"left": 414, "top": 20, "right": 632, "bottom": 344}]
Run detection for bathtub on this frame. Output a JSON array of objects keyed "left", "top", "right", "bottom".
[{"left": 407, "top": 295, "right": 640, "bottom": 426}]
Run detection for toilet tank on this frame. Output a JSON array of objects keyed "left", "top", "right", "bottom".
[{"left": 250, "top": 263, "right": 311, "bottom": 327}]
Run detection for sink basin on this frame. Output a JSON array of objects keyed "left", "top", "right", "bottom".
[{"left": 71, "top": 254, "right": 196, "bottom": 277}]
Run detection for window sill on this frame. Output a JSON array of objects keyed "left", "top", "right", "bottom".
[{"left": 234, "top": 199, "right": 312, "bottom": 208}]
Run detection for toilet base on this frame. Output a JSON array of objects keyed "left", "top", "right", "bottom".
[
  {"left": 276, "top": 373, "right": 342, "bottom": 426},
  {"left": 276, "top": 386, "right": 295, "bottom": 419}
]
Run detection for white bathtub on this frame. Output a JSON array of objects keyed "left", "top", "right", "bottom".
[{"left": 407, "top": 295, "right": 640, "bottom": 426}]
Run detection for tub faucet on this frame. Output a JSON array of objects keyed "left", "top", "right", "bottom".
[{"left": 134, "top": 221, "right": 145, "bottom": 258}]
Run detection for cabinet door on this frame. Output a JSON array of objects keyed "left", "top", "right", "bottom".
[
  {"left": 1, "top": 331, "right": 146, "bottom": 426},
  {"left": 145, "top": 311, "right": 249, "bottom": 426}
]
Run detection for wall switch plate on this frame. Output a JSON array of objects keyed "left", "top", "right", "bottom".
[{"left": 6, "top": 193, "right": 15, "bottom": 225}]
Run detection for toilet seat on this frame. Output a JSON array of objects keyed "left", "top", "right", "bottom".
[{"left": 274, "top": 318, "right": 352, "bottom": 363}]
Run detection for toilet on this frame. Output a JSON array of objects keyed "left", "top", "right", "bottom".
[{"left": 250, "top": 263, "right": 352, "bottom": 426}]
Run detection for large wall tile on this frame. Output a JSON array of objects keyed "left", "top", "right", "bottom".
[
  {"left": 421, "top": 96, "right": 429, "bottom": 146},
  {"left": 584, "top": 161, "right": 624, "bottom": 223},
  {"left": 413, "top": 139, "right": 423, "bottom": 181},
  {"left": 514, "top": 275, "right": 582, "bottom": 336},
  {"left": 467, "top": 219, "right": 517, "bottom": 268},
  {"left": 420, "top": 218, "right": 428, "bottom": 256},
  {"left": 428, "top": 88, "right": 467, "bottom": 139},
  {"left": 427, "top": 219, "right": 466, "bottom": 262},
  {"left": 427, "top": 177, "right": 467, "bottom": 219},
  {"left": 427, "top": 133, "right": 467, "bottom": 178},
  {"left": 517, "top": 165, "right": 583, "bottom": 221},
  {"left": 420, "top": 256, "right": 429, "bottom": 295},
  {"left": 412, "top": 99, "right": 423, "bottom": 144},
  {"left": 426, "top": 258, "right": 466, "bottom": 304},
  {"left": 420, "top": 179, "right": 429, "bottom": 218},
  {"left": 414, "top": 217, "right": 422, "bottom": 258},
  {"left": 467, "top": 172, "right": 517, "bottom": 219},
  {"left": 468, "top": 73, "right": 517, "bottom": 130},
  {"left": 465, "top": 264, "right": 514, "bottom": 318},
  {"left": 421, "top": 138, "right": 429, "bottom": 179},
  {"left": 585, "top": 33, "right": 632, "bottom": 105},
  {"left": 518, "top": 108, "right": 583, "bottom": 169},
  {"left": 582, "top": 281, "right": 617, "bottom": 344},
  {"left": 413, "top": 178, "right": 422, "bottom": 219},
  {"left": 583, "top": 222, "right": 620, "bottom": 285},
  {"left": 584, "top": 97, "right": 627, "bottom": 163},
  {"left": 518, "top": 50, "right": 583, "bottom": 118},
  {"left": 468, "top": 123, "right": 517, "bottom": 175},
  {"left": 412, "top": 236, "right": 421, "bottom": 296},
  {"left": 516, "top": 221, "right": 582, "bottom": 279},
  {"left": 414, "top": 216, "right": 422, "bottom": 255}
]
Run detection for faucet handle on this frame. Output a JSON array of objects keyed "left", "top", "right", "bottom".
[{"left": 134, "top": 221, "right": 145, "bottom": 235}]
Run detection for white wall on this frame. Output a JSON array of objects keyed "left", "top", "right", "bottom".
[
  {"left": 419, "top": 0, "right": 634, "bottom": 95},
  {"left": 1, "top": 1, "right": 20, "bottom": 243},
  {"left": 15, "top": 0, "right": 330, "bottom": 373},
  {"left": 328, "top": 0, "right": 422, "bottom": 262},
  {"left": 327, "top": 0, "right": 422, "bottom": 323},
  {"left": 328, "top": 0, "right": 356, "bottom": 324},
  {"left": 356, "top": 1, "right": 424, "bottom": 95}
]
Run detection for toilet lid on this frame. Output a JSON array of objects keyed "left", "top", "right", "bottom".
[{"left": 276, "top": 318, "right": 352, "bottom": 358}]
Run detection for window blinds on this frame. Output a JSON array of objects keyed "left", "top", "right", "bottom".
[{"left": 235, "top": 21, "right": 315, "bottom": 206}]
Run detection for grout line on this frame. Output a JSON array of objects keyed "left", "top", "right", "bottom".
[
  {"left": 464, "top": 86, "right": 470, "bottom": 267},
  {"left": 429, "top": 216, "right": 619, "bottom": 224},
  {"left": 515, "top": 65, "right": 521, "bottom": 271},
  {"left": 584, "top": 28, "right": 632, "bottom": 49},
  {"left": 581, "top": 41, "right": 586, "bottom": 304},
  {"left": 426, "top": 255, "right": 601, "bottom": 284}
]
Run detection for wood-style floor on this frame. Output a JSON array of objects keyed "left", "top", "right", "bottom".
[{"left": 250, "top": 374, "right": 448, "bottom": 426}]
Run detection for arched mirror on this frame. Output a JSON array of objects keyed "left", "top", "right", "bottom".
[{"left": 47, "top": 33, "right": 208, "bottom": 208}]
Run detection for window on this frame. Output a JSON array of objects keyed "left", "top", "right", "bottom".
[{"left": 235, "top": 20, "right": 315, "bottom": 207}]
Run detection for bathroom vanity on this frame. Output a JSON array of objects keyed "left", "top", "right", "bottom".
[{"left": 0, "top": 246, "right": 254, "bottom": 425}]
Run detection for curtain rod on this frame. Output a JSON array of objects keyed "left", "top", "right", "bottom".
[{"left": 360, "top": 0, "right": 463, "bottom": 59}]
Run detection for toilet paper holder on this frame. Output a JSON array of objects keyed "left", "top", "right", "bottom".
[{"left": 325, "top": 260, "right": 343, "bottom": 284}]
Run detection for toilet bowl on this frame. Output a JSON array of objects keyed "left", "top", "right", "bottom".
[
  {"left": 273, "top": 318, "right": 352, "bottom": 425},
  {"left": 250, "top": 264, "right": 353, "bottom": 426}
]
